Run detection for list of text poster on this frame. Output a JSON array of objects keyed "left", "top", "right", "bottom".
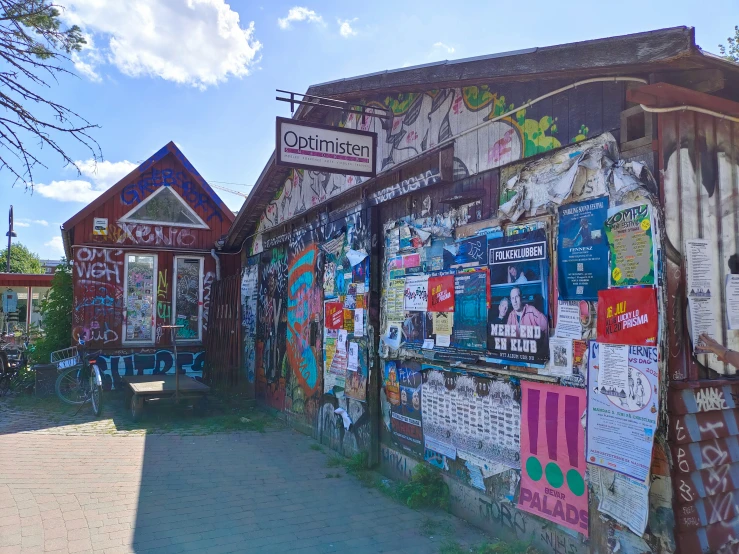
[
  {"left": 421, "top": 367, "right": 521, "bottom": 469},
  {"left": 557, "top": 197, "right": 609, "bottom": 300},
  {"left": 604, "top": 203, "right": 654, "bottom": 287},
  {"left": 685, "top": 239, "right": 718, "bottom": 352},
  {"left": 587, "top": 342, "right": 659, "bottom": 482}
]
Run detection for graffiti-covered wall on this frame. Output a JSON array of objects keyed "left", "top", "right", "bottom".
[{"left": 252, "top": 81, "right": 623, "bottom": 253}]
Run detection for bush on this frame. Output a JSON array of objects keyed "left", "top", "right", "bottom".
[
  {"left": 31, "top": 261, "right": 72, "bottom": 364},
  {"left": 397, "top": 463, "right": 450, "bottom": 510}
]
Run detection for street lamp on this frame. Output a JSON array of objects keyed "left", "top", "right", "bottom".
[{"left": 6, "top": 205, "right": 16, "bottom": 273}]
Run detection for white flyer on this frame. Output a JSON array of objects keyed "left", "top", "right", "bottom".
[
  {"left": 726, "top": 275, "right": 739, "bottom": 330},
  {"left": 548, "top": 337, "right": 573, "bottom": 376},
  {"left": 435, "top": 334, "right": 451, "bottom": 347},
  {"left": 353, "top": 309, "right": 364, "bottom": 337},
  {"left": 556, "top": 301, "right": 582, "bottom": 339},
  {"left": 685, "top": 239, "right": 713, "bottom": 296},
  {"left": 347, "top": 342, "right": 358, "bottom": 372},
  {"left": 404, "top": 275, "right": 429, "bottom": 311},
  {"left": 598, "top": 344, "right": 629, "bottom": 394},
  {"left": 690, "top": 297, "right": 718, "bottom": 353}
]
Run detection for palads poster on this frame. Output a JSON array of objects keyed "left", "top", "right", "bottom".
[
  {"left": 557, "top": 197, "right": 609, "bottom": 300},
  {"left": 487, "top": 229, "right": 550, "bottom": 366},
  {"left": 385, "top": 360, "right": 423, "bottom": 455},
  {"left": 586, "top": 342, "right": 658, "bottom": 482},
  {"left": 518, "top": 381, "right": 588, "bottom": 537},
  {"left": 604, "top": 203, "right": 655, "bottom": 287}
]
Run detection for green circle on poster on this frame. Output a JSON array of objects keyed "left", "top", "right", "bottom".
[
  {"left": 545, "top": 462, "right": 564, "bottom": 488},
  {"left": 526, "top": 457, "right": 543, "bottom": 481},
  {"left": 567, "top": 469, "right": 585, "bottom": 496}
]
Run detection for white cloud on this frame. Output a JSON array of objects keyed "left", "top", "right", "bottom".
[
  {"left": 15, "top": 219, "right": 49, "bottom": 227},
  {"left": 277, "top": 7, "right": 323, "bottom": 29},
  {"left": 35, "top": 220, "right": 49, "bottom": 226},
  {"left": 63, "top": 0, "right": 262, "bottom": 89},
  {"left": 15, "top": 221, "right": 30, "bottom": 227},
  {"left": 45, "top": 236, "right": 65, "bottom": 256},
  {"left": 337, "top": 18, "right": 357, "bottom": 38},
  {"left": 35, "top": 159, "right": 138, "bottom": 203},
  {"left": 433, "top": 42, "right": 455, "bottom": 54}
]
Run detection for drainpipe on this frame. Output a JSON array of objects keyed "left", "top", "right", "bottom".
[{"left": 210, "top": 249, "right": 221, "bottom": 281}]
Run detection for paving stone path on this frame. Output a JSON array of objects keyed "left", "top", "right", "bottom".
[{"left": 0, "top": 396, "right": 487, "bottom": 553}]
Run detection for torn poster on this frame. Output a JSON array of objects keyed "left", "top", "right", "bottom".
[
  {"left": 604, "top": 203, "right": 655, "bottom": 287},
  {"left": 404, "top": 275, "right": 429, "bottom": 311},
  {"left": 422, "top": 367, "right": 521, "bottom": 469},
  {"left": 388, "top": 360, "right": 423, "bottom": 455},
  {"left": 427, "top": 273, "right": 455, "bottom": 312},
  {"left": 597, "top": 287, "right": 658, "bottom": 346},
  {"left": 487, "top": 230, "right": 549, "bottom": 365},
  {"left": 587, "top": 342, "right": 658, "bottom": 482},
  {"left": 557, "top": 197, "right": 609, "bottom": 300},
  {"left": 590, "top": 465, "right": 650, "bottom": 536},
  {"left": 346, "top": 249, "right": 368, "bottom": 267},
  {"left": 518, "top": 381, "right": 588, "bottom": 536},
  {"left": 334, "top": 408, "right": 352, "bottom": 430}
]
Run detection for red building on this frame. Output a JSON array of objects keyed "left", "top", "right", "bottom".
[{"left": 61, "top": 142, "right": 236, "bottom": 389}]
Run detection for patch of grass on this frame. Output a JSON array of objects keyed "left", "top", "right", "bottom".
[
  {"left": 439, "top": 541, "right": 542, "bottom": 554},
  {"left": 324, "top": 472, "right": 342, "bottom": 479},
  {"left": 326, "top": 456, "right": 344, "bottom": 468},
  {"left": 420, "top": 517, "right": 454, "bottom": 537},
  {"left": 396, "top": 464, "right": 450, "bottom": 510},
  {"left": 309, "top": 443, "right": 323, "bottom": 451}
]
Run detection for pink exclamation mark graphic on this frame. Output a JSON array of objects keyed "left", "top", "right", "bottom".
[
  {"left": 527, "top": 388, "right": 540, "bottom": 455},
  {"left": 565, "top": 395, "right": 580, "bottom": 469},
  {"left": 545, "top": 392, "right": 559, "bottom": 461}
]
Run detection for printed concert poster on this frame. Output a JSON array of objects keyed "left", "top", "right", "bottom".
[
  {"left": 597, "top": 288, "right": 658, "bottom": 346},
  {"left": 452, "top": 268, "right": 489, "bottom": 351},
  {"left": 427, "top": 272, "right": 455, "bottom": 312},
  {"left": 386, "top": 360, "right": 423, "bottom": 455},
  {"left": 421, "top": 367, "right": 521, "bottom": 469},
  {"left": 586, "top": 342, "right": 659, "bottom": 482},
  {"left": 344, "top": 340, "right": 368, "bottom": 401},
  {"left": 487, "top": 229, "right": 550, "bottom": 366},
  {"left": 519, "top": 381, "right": 588, "bottom": 537},
  {"left": 557, "top": 197, "right": 609, "bottom": 300},
  {"left": 604, "top": 203, "right": 655, "bottom": 287}
]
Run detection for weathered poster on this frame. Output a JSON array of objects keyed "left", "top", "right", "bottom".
[
  {"left": 604, "top": 203, "right": 655, "bottom": 287},
  {"left": 387, "top": 361, "right": 423, "bottom": 455},
  {"left": 587, "top": 342, "right": 659, "bottom": 482},
  {"left": 590, "top": 466, "right": 650, "bottom": 536},
  {"left": 519, "top": 381, "right": 588, "bottom": 536},
  {"left": 597, "top": 287, "right": 658, "bottom": 346},
  {"left": 548, "top": 338, "right": 573, "bottom": 377},
  {"left": 241, "top": 263, "right": 259, "bottom": 383},
  {"left": 344, "top": 342, "right": 367, "bottom": 401},
  {"left": 487, "top": 230, "right": 549, "bottom": 366},
  {"left": 558, "top": 197, "right": 609, "bottom": 300},
  {"left": 452, "top": 268, "right": 489, "bottom": 351},
  {"left": 428, "top": 273, "right": 455, "bottom": 312},
  {"left": 404, "top": 275, "right": 429, "bottom": 311},
  {"left": 386, "top": 278, "right": 406, "bottom": 321},
  {"left": 422, "top": 367, "right": 521, "bottom": 469}
]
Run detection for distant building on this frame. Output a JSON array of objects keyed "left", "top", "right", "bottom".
[{"left": 40, "top": 260, "right": 62, "bottom": 275}]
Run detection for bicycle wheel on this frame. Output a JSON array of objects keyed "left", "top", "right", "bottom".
[
  {"left": 90, "top": 365, "right": 103, "bottom": 417},
  {"left": 55, "top": 366, "right": 87, "bottom": 405}
]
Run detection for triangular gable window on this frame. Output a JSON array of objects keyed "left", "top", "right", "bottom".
[{"left": 119, "top": 186, "right": 209, "bottom": 229}]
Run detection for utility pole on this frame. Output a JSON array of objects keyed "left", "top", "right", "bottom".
[{"left": 6, "top": 205, "right": 16, "bottom": 273}]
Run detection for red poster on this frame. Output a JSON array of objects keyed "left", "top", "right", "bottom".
[
  {"left": 427, "top": 274, "right": 455, "bottom": 312},
  {"left": 324, "top": 302, "right": 344, "bottom": 330},
  {"left": 597, "top": 287, "right": 657, "bottom": 346},
  {"left": 519, "top": 382, "right": 588, "bottom": 537}
]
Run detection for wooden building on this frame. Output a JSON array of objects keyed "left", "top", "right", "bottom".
[
  {"left": 61, "top": 142, "right": 236, "bottom": 389},
  {"left": 220, "top": 27, "right": 739, "bottom": 554}
]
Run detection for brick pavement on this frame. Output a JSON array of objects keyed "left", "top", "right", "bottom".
[{"left": 0, "top": 402, "right": 487, "bottom": 554}]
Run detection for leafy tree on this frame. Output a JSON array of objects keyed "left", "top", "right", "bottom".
[
  {"left": 31, "top": 259, "right": 71, "bottom": 363},
  {"left": 0, "top": 1, "right": 101, "bottom": 188},
  {"left": 0, "top": 242, "right": 42, "bottom": 273},
  {"left": 719, "top": 26, "right": 739, "bottom": 62}
]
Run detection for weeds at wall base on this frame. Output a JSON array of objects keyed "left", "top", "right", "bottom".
[{"left": 439, "top": 539, "right": 543, "bottom": 554}]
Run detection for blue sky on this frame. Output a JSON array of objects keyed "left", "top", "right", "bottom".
[{"left": 3, "top": 0, "right": 738, "bottom": 259}]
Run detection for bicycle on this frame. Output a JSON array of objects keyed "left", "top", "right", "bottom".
[{"left": 52, "top": 339, "right": 104, "bottom": 416}]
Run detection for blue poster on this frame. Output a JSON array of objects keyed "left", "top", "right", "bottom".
[
  {"left": 452, "top": 268, "right": 489, "bottom": 351},
  {"left": 557, "top": 197, "right": 609, "bottom": 300}
]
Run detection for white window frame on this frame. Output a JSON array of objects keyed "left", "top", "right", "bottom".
[
  {"left": 118, "top": 186, "right": 209, "bottom": 229},
  {"left": 171, "top": 256, "right": 204, "bottom": 343},
  {"left": 122, "top": 252, "right": 157, "bottom": 346}
]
